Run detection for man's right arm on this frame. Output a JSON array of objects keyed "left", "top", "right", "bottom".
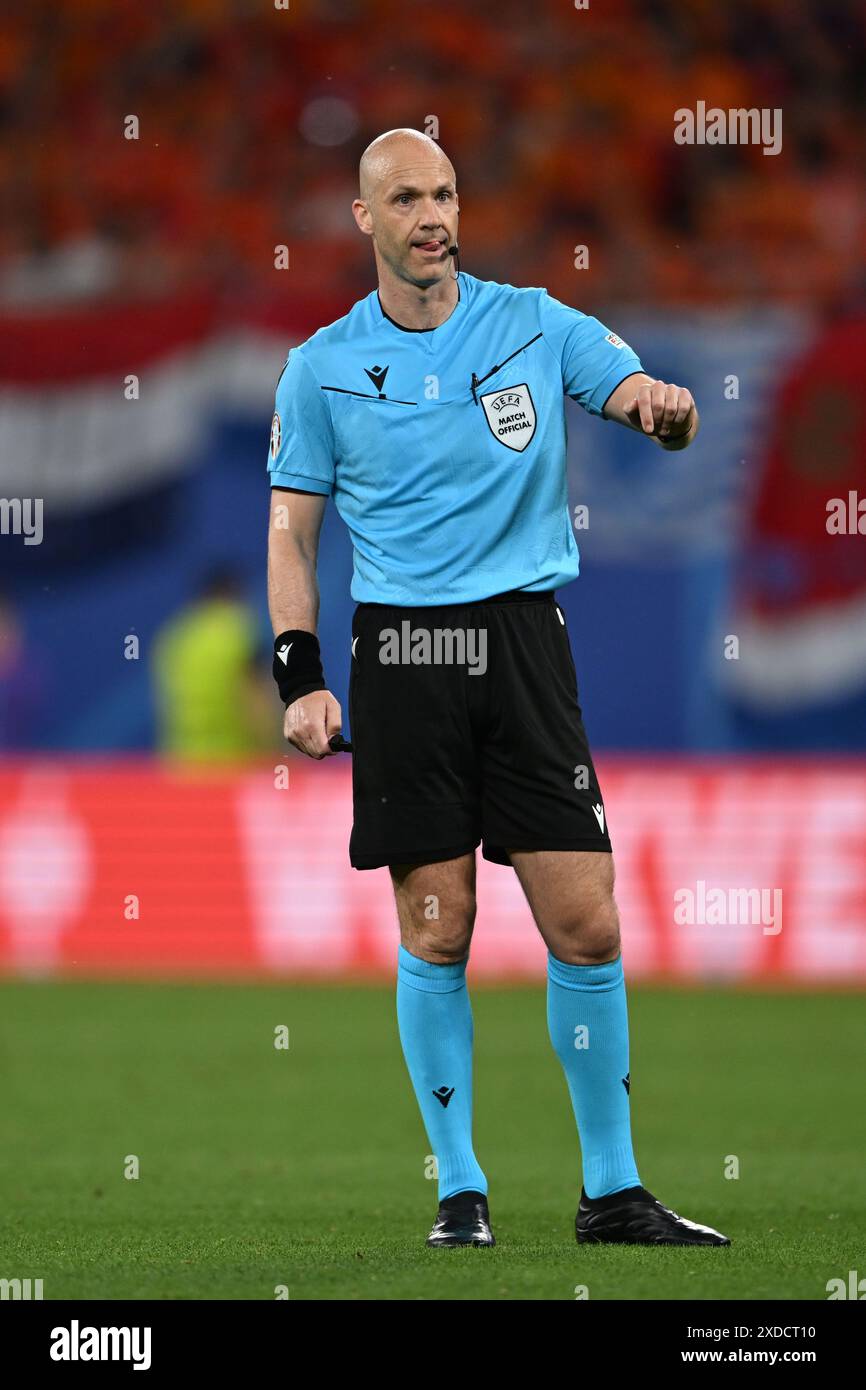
[
  {"left": 268, "top": 485, "right": 325, "bottom": 635},
  {"left": 267, "top": 486, "right": 342, "bottom": 759}
]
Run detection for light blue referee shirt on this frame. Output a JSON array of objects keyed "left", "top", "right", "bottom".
[{"left": 267, "top": 272, "right": 643, "bottom": 605}]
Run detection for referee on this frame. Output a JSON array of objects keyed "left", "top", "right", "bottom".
[{"left": 266, "top": 128, "right": 730, "bottom": 1248}]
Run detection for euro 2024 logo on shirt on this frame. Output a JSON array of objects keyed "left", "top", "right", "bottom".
[
  {"left": 480, "top": 383, "right": 537, "bottom": 453},
  {"left": 270, "top": 411, "right": 281, "bottom": 459}
]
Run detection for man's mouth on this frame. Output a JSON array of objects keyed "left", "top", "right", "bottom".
[{"left": 412, "top": 239, "right": 446, "bottom": 253}]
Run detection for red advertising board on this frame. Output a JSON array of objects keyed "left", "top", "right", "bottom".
[{"left": 0, "top": 759, "right": 863, "bottom": 982}]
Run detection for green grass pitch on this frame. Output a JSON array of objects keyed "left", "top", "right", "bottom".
[{"left": 1, "top": 980, "right": 863, "bottom": 1300}]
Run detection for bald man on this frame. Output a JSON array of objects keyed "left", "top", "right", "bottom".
[{"left": 266, "top": 128, "right": 730, "bottom": 1249}]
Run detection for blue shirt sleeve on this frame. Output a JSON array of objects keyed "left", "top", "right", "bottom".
[
  {"left": 267, "top": 349, "right": 335, "bottom": 495},
  {"left": 537, "top": 290, "right": 644, "bottom": 417}
]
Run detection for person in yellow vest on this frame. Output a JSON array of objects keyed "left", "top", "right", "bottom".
[{"left": 152, "top": 567, "right": 274, "bottom": 762}]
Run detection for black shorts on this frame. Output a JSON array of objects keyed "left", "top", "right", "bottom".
[{"left": 348, "top": 588, "right": 611, "bottom": 870}]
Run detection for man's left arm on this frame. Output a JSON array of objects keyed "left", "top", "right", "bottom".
[{"left": 602, "top": 371, "right": 699, "bottom": 450}]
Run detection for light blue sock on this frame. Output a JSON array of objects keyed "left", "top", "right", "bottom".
[
  {"left": 547, "top": 950, "right": 641, "bottom": 1199},
  {"left": 396, "top": 944, "right": 487, "bottom": 1201}
]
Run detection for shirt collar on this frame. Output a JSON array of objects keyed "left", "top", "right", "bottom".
[{"left": 376, "top": 277, "right": 462, "bottom": 333}]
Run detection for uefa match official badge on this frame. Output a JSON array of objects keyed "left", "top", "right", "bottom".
[
  {"left": 480, "top": 382, "right": 537, "bottom": 452},
  {"left": 270, "top": 411, "right": 281, "bottom": 459}
]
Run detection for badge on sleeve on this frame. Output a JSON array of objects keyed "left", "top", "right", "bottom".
[
  {"left": 480, "top": 383, "right": 537, "bottom": 452},
  {"left": 270, "top": 411, "right": 282, "bottom": 459}
]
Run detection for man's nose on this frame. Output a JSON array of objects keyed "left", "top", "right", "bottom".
[{"left": 417, "top": 202, "right": 444, "bottom": 226}]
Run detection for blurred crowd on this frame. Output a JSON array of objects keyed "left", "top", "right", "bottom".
[{"left": 1, "top": 0, "right": 864, "bottom": 311}]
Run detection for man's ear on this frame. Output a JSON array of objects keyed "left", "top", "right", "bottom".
[{"left": 352, "top": 198, "right": 373, "bottom": 237}]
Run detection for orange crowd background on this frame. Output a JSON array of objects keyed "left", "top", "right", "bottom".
[{"left": 1, "top": 0, "right": 864, "bottom": 313}]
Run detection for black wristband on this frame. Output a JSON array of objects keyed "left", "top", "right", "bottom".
[{"left": 273, "top": 629, "right": 326, "bottom": 706}]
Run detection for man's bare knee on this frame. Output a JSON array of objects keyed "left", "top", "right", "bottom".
[
  {"left": 390, "top": 854, "right": 476, "bottom": 963},
  {"left": 509, "top": 849, "right": 622, "bottom": 965},
  {"left": 396, "top": 896, "right": 476, "bottom": 962},
  {"left": 570, "top": 896, "right": 621, "bottom": 962}
]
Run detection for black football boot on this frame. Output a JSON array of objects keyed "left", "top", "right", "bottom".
[
  {"left": 577, "top": 1184, "right": 731, "bottom": 1245},
  {"left": 426, "top": 1190, "right": 496, "bottom": 1248}
]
